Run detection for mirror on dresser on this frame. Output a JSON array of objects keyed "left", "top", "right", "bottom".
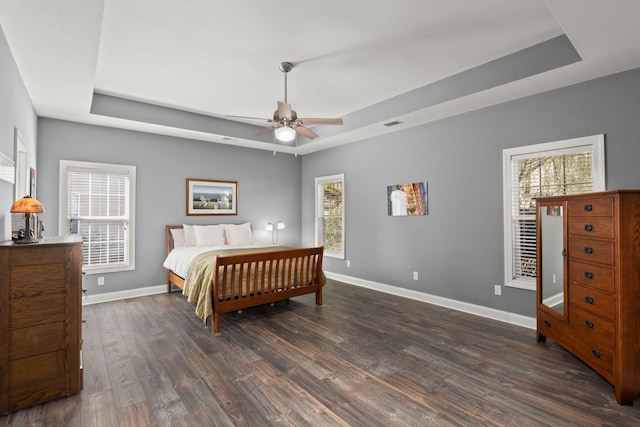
[{"left": 538, "top": 203, "right": 566, "bottom": 315}]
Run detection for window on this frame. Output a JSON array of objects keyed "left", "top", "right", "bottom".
[
  {"left": 503, "top": 135, "right": 605, "bottom": 290},
  {"left": 315, "top": 174, "right": 345, "bottom": 259},
  {"left": 59, "top": 160, "right": 136, "bottom": 274}
]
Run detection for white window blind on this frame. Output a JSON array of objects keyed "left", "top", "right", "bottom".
[
  {"left": 315, "top": 174, "right": 345, "bottom": 259},
  {"left": 503, "top": 135, "right": 605, "bottom": 290},
  {"left": 60, "top": 161, "right": 136, "bottom": 273}
]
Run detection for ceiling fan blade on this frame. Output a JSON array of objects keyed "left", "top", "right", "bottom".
[
  {"left": 277, "top": 101, "right": 292, "bottom": 120},
  {"left": 255, "top": 126, "right": 275, "bottom": 136},
  {"left": 298, "top": 118, "right": 343, "bottom": 126},
  {"left": 295, "top": 126, "right": 318, "bottom": 139}
]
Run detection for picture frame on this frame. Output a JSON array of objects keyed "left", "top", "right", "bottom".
[
  {"left": 186, "top": 178, "right": 237, "bottom": 215},
  {"left": 30, "top": 167, "right": 36, "bottom": 198},
  {"left": 387, "top": 181, "right": 428, "bottom": 216}
]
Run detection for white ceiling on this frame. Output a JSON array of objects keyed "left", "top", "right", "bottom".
[{"left": 1, "top": 0, "right": 640, "bottom": 155}]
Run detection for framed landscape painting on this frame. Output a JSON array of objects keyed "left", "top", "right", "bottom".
[{"left": 186, "top": 178, "right": 237, "bottom": 215}]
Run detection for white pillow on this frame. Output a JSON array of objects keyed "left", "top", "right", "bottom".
[
  {"left": 194, "top": 224, "right": 226, "bottom": 246},
  {"left": 182, "top": 224, "right": 197, "bottom": 247},
  {"left": 225, "top": 222, "right": 253, "bottom": 246},
  {"left": 170, "top": 228, "right": 185, "bottom": 248}
]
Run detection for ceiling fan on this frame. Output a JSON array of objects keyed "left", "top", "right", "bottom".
[{"left": 230, "top": 62, "right": 343, "bottom": 142}]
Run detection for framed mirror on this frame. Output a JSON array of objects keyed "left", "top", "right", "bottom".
[
  {"left": 14, "top": 128, "right": 28, "bottom": 200},
  {"left": 539, "top": 203, "right": 566, "bottom": 315}
]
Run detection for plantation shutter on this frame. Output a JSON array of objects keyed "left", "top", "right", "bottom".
[
  {"left": 510, "top": 148, "right": 594, "bottom": 282},
  {"left": 67, "top": 167, "right": 130, "bottom": 269}
]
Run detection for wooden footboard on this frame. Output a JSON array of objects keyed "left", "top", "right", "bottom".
[
  {"left": 165, "top": 225, "right": 324, "bottom": 333},
  {"left": 211, "top": 247, "right": 324, "bottom": 333}
]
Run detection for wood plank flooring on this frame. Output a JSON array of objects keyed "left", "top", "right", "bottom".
[{"left": 2, "top": 279, "right": 640, "bottom": 426}]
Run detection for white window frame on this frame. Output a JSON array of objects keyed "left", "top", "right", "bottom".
[
  {"left": 502, "top": 134, "right": 605, "bottom": 290},
  {"left": 315, "top": 173, "right": 345, "bottom": 259},
  {"left": 59, "top": 160, "right": 136, "bottom": 274}
]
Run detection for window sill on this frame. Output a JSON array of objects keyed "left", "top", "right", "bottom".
[
  {"left": 83, "top": 264, "right": 134, "bottom": 275},
  {"left": 505, "top": 278, "right": 536, "bottom": 291}
]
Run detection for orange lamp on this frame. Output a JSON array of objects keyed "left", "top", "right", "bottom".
[{"left": 10, "top": 195, "right": 44, "bottom": 244}]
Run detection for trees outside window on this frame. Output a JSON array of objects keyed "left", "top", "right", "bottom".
[{"left": 315, "top": 174, "right": 344, "bottom": 259}]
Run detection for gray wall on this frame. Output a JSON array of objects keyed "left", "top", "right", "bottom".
[
  {"left": 0, "top": 26, "right": 37, "bottom": 242},
  {"left": 37, "top": 119, "right": 302, "bottom": 295},
  {"left": 301, "top": 67, "right": 640, "bottom": 317}
]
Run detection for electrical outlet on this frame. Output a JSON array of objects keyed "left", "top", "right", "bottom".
[
  {"left": 346, "top": 260, "right": 351, "bottom": 267},
  {"left": 98, "top": 276, "right": 105, "bottom": 286},
  {"left": 413, "top": 271, "right": 419, "bottom": 280},
  {"left": 494, "top": 285, "right": 502, "bottom": 295}
]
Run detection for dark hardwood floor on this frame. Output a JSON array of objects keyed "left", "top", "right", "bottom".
[{"left": 2, "top": 279, "right": 640, "bottom": 426}]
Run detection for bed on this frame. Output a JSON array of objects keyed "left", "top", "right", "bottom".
[{"left": 163, "top": 224, "right": 325, "bottom": 333}]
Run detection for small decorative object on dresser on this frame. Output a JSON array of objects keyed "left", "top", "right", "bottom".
[
  {"left": 536, "top": 190, "right": 640, "bottom": 405},
  {"left": 10, "top": 195, "right": 44, "bottom": 244},
  {"left": 0, "top": 236, "right": 83, "bottom": 413}
]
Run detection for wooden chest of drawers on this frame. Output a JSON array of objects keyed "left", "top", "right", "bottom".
[
  {"left": 536, "top": 190, "right": 640, "bottom": 405},
  {"left": 0, "top": 237, "right": 83, "bottom": 413}
]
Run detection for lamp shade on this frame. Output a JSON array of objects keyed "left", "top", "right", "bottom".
[
  {"left": 277, "top": 221, "right": 285, "bottom": 230},
  {"left": 274, "top": 125, "right": 296, "bottom": 142},
  {"left": 265, "top": 222, "right": 274, "bottom": 232},
  {"left": 11, "top": 195, "right": 44, "bottom": 214}
]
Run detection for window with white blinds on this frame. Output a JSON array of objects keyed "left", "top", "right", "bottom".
[
  {"left": 59, "top": 160, "right": 136, "bottom": 273},
  {"left": 315, "top": 174, "right": 345, "bottom": 259},
  {"left": 502, "top": 135, "right": 605, "bottom": 290}
]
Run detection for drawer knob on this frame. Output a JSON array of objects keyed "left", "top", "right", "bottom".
[
  {"left": 584, "top": 224, "right": 594, "bottom": 232},
  {"left": 584, "top": 271, "right": 594, "bottom": 280},
  {"left": 584, "top": 247, "right": 593, "bottom": 255},
  {"left": 585, "top": 296, "right": 595, "bottom": 305},
  {"left": 584, "top": 204, "right": 593, "bottom": 211},
  {"left": 585, "top": 320, "right": 594, "bottom": 329},
  {"left": 544, "top": 320, "right": 551, "bottom": 327},
  {"left": 591, "top": 348, "right": 602, "bottom": 359}
]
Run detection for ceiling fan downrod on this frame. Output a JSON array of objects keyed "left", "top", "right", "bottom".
[{"left": 279, "top": 62, "right": 293, "bottom": 103}]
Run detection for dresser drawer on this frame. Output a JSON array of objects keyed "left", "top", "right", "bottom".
[
  {"left": 569, "top": 283, "right": 615, "bottom": 321},
  {"left": 568, "top": 196, "right": 614, "bottom": 217},
  {"left": 572, "top": 338, "right": 615, "bottom": 382},
  {"left": 569, "top": 237, "right": 614, "bottom": 266},
  {"left": 569, "top": 260, "right": 614, "bottom": 294},
  {"left": 537, "top": 310, "right": 572, "bottom": 343},
  {"left": 569, "top": 306, "right": 615, "bottom": 349},
  {"left": 568, "top": 216, "right": 614, "bottom": 239},
  {"left": 537, "top": 309, "right": 614, "bottom": 383}
]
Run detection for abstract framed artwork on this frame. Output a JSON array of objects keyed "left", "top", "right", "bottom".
[
  {"left": 186, "top": 178, "right": 237, "bottom": 215},
  {"left": 387, "top": 181, "right": 428, "bottom": 216}
]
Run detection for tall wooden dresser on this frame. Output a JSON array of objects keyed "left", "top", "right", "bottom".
[
  {"left": 0, "top": 236, "right": 83, "bottom": 413},
  {"left": 536, "top": 190, "right": 640, "bottom": 405}
]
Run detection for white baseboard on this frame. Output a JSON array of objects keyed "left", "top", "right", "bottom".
[
  {"left": 82, "top": 284, "right": 168, "bottom": 305},
  {"left": 82, "top": 275, "right": 537, "bottom": 331},
  {"left": 325, "top": 272, "right": 536, "bottom": 330}
]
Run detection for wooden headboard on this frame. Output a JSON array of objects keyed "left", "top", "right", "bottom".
[{"left": 166, "top": 224, "right": 183, "bottom": 255}]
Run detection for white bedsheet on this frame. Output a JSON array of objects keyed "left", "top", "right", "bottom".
[{"left": 163, "top": 244, "right": 271, "bottom": 280}]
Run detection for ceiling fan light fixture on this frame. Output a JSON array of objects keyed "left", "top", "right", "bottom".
[{"left": 274, "top": 125, "right": 296, "bottom": 142}]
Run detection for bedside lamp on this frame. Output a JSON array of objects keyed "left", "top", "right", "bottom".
[
  {"left": 11, "top": 195, "right": 44, "bottom": 244},
  {"left": 265, "top": 221, "right": 285, "bottom": 245}
]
